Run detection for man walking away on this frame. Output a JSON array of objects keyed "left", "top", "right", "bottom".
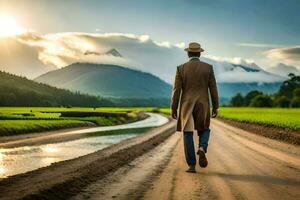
[{"left": 171, "top": 42, "right": 219, "bottom": 173}]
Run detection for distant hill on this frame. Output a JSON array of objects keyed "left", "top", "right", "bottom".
[
  {"left": 0, "top": 71, "right": 113, "bottom": 107},
  {"left": 218, "top": 82, "right": 281, "bottom": 98},
  {"left": 35, "top": 63, "right": 172, "bottom": 99},
  {"left": 34, "top": 62, "right": 282, "bottom": 105}
]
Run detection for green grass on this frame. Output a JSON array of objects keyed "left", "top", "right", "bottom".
[
  {"left": 156, "top": 108, "right": 171, "bottom": 115},
  {"left": 65, "top": 116, "right": 128, "bottom": 126},
  {"left": 218, "top": 107, "right": 300, "bottom": 131},
  {"left": 0, "top": 120, "right": 89, "bottom": 136},
  {"left": 2, "top": 106, "right": 298, "bottom": 135},
  {"left": 0, "top": 107, "right": 145, "bottom": 136},
  {"left": 147, "top": 107, "right": 300, "bottom": 131}
]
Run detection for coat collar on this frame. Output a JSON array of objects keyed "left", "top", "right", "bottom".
[{"left": 189, "top": 57, "right": 200, "bottom": 61}]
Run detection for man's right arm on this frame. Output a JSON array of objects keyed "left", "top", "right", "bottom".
[
  {"left": 208, "top": 66, "right": 219, "bottom": 117},
  {"left": 171, "top": 67, "right": 182, "bottom": 119}
]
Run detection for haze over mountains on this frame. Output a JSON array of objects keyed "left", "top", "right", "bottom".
[
  {"left": 34, "top": 61, "right": 282, "bottom": 103},
  {"left": 0, "top": 32, "right": 298, "bottom": 104},
  {"left": 33, "top": 47, "right": 284, "bottom": 101},
  {"left": 1, "top": 32, "right": 298, "bottom": 81},
  {"left": 35, "top": 63, "right": 171, "bottom": 99},
  {"left": 0, "top": 71, "right": 112, "bottom": 107}
]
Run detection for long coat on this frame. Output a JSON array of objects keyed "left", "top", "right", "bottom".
[{"left": 171, "top": 58, "right": 219, "bottom": 132}]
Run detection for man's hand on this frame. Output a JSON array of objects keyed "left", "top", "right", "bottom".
[
  {"left": 171, "top": 109, "right": 177, "bottom": 120},
  {"left": 212, "top": 108, "right": 218, "bottom": 118}
]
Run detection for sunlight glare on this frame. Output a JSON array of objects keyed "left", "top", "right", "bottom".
[
  {"left": 0, "top": 14, "right": 25, "bottom": 37},
  {"left": 0, "top": 167, "right": 6, "bottom": 175},
  {"left": 43, "top": 146, "right": 59, "bottom": 153}
]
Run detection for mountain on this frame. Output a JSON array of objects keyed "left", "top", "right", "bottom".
[
  {"left": 83, "top": 48, "right": 123, "bottom": 57},
  {"left": 106, "top": 48, "right": 123, "bottom": 57},
  {"left": 0, "top": 71, "right": 113, "bottom": 107},
  {"left": 201, "top": 59, "right": 283, "bottom": 103},
  {"left": 215, "top": 63, "right": 282, "bottom": 97},
  {"left": 231, "top": 64, "right": 260, "bottom": 72},
  {"left": 217, "top": 82, "right": 281, "bottom": 98},
  {"left": 34, "top": 62, "right": 282, "bottom": 105},
  {"left": 35, "top": 63, "right": 172, "bottom": 99}
]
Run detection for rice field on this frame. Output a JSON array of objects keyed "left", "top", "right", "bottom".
[
  {"left": 0, "top": 120, "right": 89, "bottom": 136},
  {"left": 138, "top": 107, "right": 300, "bottom": 131},
  {"left": 218, "top": 107, "right": 300, "bottom": 131},
  {"left": 0, "top": 107, "right": 142, "bottom": 136},
  {"left": 2, "top": 107, "right": 298, "bottom": 135}
]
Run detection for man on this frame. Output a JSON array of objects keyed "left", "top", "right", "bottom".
[{"left": 171, "top": 42, "right": 219, "bottom": 173}]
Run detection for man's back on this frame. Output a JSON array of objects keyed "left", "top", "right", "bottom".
[
  {"left": 170, "top": 42, "right": 219, "bottom": 172},
  {"left": 171, "top": 56, "right": 218, "bottom": 132},
  {"left": 178, "top": 59, "right": 213, "bottom": 103}
]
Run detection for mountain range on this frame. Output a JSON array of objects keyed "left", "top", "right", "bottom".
[
  {"left": 35, "top": 63, "right": 172, "bottom": 99},
  {"left": 0, "top": 71, "right": 113, "bottom": 107},
  {"left": 0, "top": 36, "right": 287, "bottom": 105},
  {"left": 34, "top": 61, "right": 282, "bottom": 105}
]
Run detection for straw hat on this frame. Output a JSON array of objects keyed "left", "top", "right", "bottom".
[{"left": 184, "top": 42, "right": 204, "bottom": 52}]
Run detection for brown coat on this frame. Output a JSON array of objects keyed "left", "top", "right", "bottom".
[{"left": 171, "top": 58, "right": 219, "bottom": 132}]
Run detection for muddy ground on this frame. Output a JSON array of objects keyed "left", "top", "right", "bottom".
[
  {"left": 0, "top": 118, "right": 299, "bottom": 200},
  {"left": 0, "top": 119, "right": 176, "bottom": 200},
  {"left": 218, "top": 118, "right": 300, "bottom": 145},
  {"left": 0, "top": 112, "right": 148, "bottom": 148},
  {"left": 74, "top": 119, "right": 300, "bottom": 200}
]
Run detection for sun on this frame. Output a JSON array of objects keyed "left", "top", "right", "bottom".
[{"left": 0, "top": 14, "right": 25, "bottom": 37}]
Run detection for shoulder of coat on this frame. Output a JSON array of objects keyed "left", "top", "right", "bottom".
[
  {"left": 178, "top": 60, "right": 191, "bottom": 68},
  {"left": 177, "top": 63, "right": 186, "bottom": 70},
  {"left": 199, "top": 61, "right": 212, "bottom": 67},
  {"left": 199, "top": 61, "right": 213, "bottom": 70}
]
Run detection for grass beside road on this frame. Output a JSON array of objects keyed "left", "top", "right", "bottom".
[
  {"left": 152, "top": 107, "right": 300, "bottom": 131},
  {"left": 140, "top": 107, "right": 300, "bottom": 131},
  {"left": 0, "top": 120, "right": 90, "bottom": 136},
  {"left": 0, "top": 107, "right": 144, "bottom": 136},
  {"left": 218, "top": 107, "right": 300, "bottom": 131},
  {"left": 3, "top": 106, "right": 298, "bottom": 136}
]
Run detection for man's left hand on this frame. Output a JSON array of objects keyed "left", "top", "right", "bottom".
[
  {"left": 171, "top": 110, "right": 177, "bottom": 119},
  {"left": 212, "top": 108, "right": 218, "bottom": 118}
]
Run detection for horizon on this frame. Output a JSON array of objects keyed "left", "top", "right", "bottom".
[
  {"left": 0, "top": 0, "right": 299, "bottom": 83},
  {"left": 0, "top": 2, "right": 299, "bottom": 197}
]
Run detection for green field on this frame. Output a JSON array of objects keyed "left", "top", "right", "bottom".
[
  {"left": 1, "top": 107, "right": 299, "bottom": 136},
  {"left": 218, "top": 107, "right": 300, "bottom": 131},
  {"left": 0, "top": 120, "right": 90, "bottom": 135},
  {"left": 152, "top": 107, "right": 300, "bottom": 131},
  {"left": 0, "top": 107, "right": 145, "bottom": 136}
]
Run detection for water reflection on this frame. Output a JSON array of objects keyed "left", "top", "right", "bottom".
[
  {"left": 0, "top": 167, "right": 6, "bottom": 175},
  {"left": 0, "top": 113, "right": 168, "bottom": 178},
  {"left": 42, "top": 146, "right": 59, "bottom": 153},
  {"left": 42, "top": 157, "right": 59, "bottom": 165},
  {"left": 0, "top": 152, "right": 5, "bottom": 176}
]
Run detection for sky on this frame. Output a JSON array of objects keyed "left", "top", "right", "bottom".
[{"left": 0, "top": 0, "right": 299, "bottom": 82}]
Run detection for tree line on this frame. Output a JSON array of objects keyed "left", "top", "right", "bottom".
[
  {"left": 0, "top": 71, "right": 170, "bottom": 107},
  {"left": 0, "top": 71, "right": 113, "bottom": 107},
  {"left": 229, "top": 73, "right": 300, "bottom": 107}
]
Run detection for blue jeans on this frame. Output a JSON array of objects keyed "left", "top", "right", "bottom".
[{"left": 183, "top": 129, "right": 211, "bottom": 166}]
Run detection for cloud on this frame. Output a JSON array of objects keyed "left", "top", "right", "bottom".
[
  {"left": 264, "top": 46, "right": 300, "bottom": 66},
  {"left": 0, "top": 31, "right": 288, "bottom": 83},
  {"left": 236, "top": 43, "right": 284, "bottom": 48},
  {"left": 201, "top": 56, "right": 284, "bottom": 83},
  {"left": 0, "top": 36, "right": 55, "bottom": 78},
  {"left": 14, "top": 31, "right": 186, "bottom": 81},
  {"left": 17, "top": 32, "right": 139, "bottom": 68},
  {"left": 267, "top": 63, "right": 300, "bottom": 77},
  {"left": 175, "top": 42, "right": 185, "bottom": 48},
  {"left": 204, "top": 55, "right": 260, "bottom": 70}
]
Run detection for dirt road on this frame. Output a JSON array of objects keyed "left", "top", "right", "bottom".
[
  {"left": 76, "top": 119, "right": 300, "bottom": 200},
  {"left": 0, "top": 118, "right": 175, "bottom": 200}
]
